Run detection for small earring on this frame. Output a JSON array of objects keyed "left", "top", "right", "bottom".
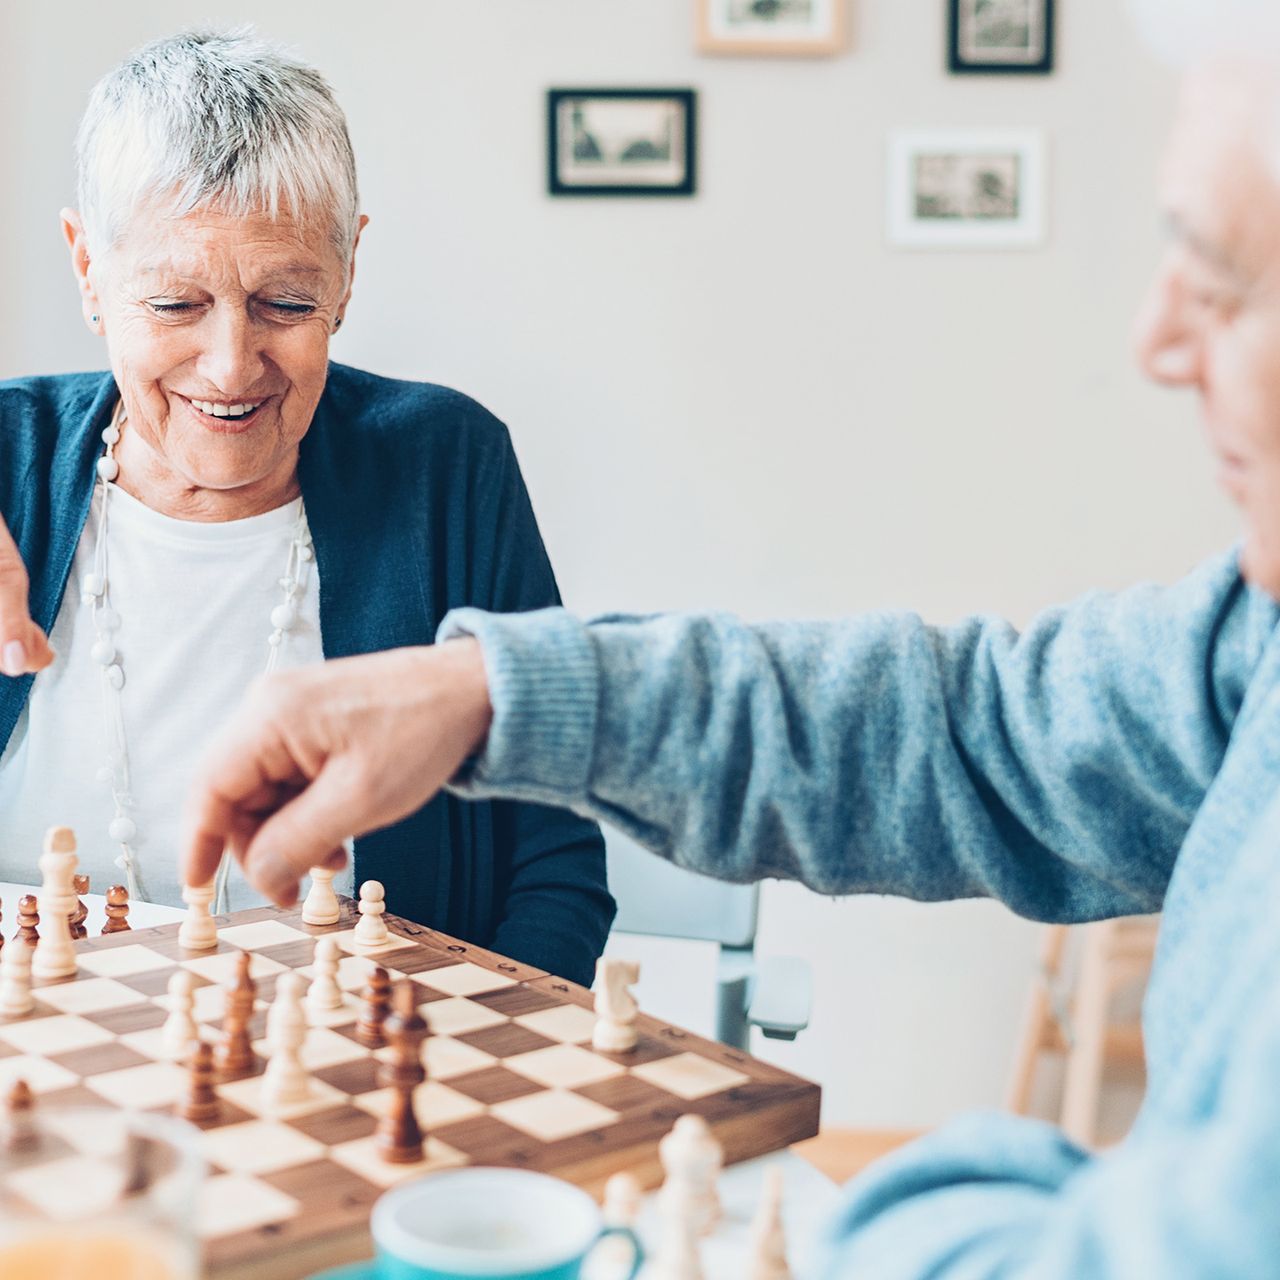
[
  {"left": 90, "top": 314, "right": 99, "bottom": 325},
  {"left": 333, "top": 315, "right": 343, "bottom": 332}
]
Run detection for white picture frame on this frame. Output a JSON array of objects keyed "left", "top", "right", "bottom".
[{"left": 886, "top": 129, "right": 1047, "bottom": 248}]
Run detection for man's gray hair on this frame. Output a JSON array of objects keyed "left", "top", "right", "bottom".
[{"left": 76, "top": 28, "right": 359, "bottom": 261}]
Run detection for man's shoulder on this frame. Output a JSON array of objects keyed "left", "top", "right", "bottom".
[{"left": 321, "top": 363, "right": 514, "bottom": 460}]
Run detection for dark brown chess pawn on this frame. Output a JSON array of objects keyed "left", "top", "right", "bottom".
[
  {"left": 102, "top": 884, "right": 131, "bottom": 935},
  {"left": 16, "top": 896, "right": 38, "bottom": 947},
  {"left": 180, "top": 1040, "right": 220, "bottom": 1123},
  {"left": 215, "top": 949, "right": 256, "bottom": 1075},
  {"left": 4, "top": 1078, "right": 37, "bottom": 1153},
  {"left": 376, "top": 981, "right": 426, "bottom": 1164},
  {"left": 69, "top": 874, "right": 89, "bottom": 940},
  {"left": 355, "top": 966, "right": 392, "bottom": 1049}
]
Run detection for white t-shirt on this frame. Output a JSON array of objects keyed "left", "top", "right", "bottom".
[{"left": 0, "top": 484, "right": 326, "bottom": 910}]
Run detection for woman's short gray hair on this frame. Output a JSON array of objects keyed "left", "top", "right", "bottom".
[{"left": 76, "top": 28, "right": 359, "bottom": 262}]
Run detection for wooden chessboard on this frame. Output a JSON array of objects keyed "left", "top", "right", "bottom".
[{"left": 0, "top": 900, "right": 822, "bottom": 1279}]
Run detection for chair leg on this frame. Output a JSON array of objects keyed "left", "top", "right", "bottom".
[
  {"left": 1005, "top": 924, "right": 1069, "bottom": 1113},
  {"left": 1060, "top": 920, "right": 1117, "bottom": 1146}
]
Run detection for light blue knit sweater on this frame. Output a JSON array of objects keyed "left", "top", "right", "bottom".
[{"left": 441, "top": 549, "right": 1280, "bottom": 1278}]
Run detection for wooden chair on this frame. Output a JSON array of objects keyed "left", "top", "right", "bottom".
[{"left": 1006, "top": 916, "right": 1158, "bottom": 1146}]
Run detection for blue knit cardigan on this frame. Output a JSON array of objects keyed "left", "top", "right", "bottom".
[{"left": 0, "top": 362, "right": 615, "bottom": 986}]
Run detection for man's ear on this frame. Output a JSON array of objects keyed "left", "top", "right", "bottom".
[{"left": 61, "top": 208, "right": 103, "bottom": 333}]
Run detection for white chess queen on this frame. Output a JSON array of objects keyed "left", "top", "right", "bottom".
[{"left": 0, "top": 29, "right": 613, "bottom": 987}]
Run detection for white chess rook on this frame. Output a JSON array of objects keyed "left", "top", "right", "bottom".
[
  {"left": 305, "top": 936, "right": 344, "bottom": 1015},
  {"left": 162, "top": 970, "right": 199, "bottom": 1061},
  {"left": 0, "top": 936, "right": 33, "bottom": 1018},
  {"left": 302, "top": 866, "right": 341, "bottom": 925},
  {"left": 178, "top": 880, "right": 218, "bottom": 950},
  {"left": 262, "top": 972, "right": 313, "bottom": 1111},
  {"left": 32, "top": 826, "right": 78, "bottom": 980},
  {"left": 352, "top": 880, "right": 389, "bottom": 952}
]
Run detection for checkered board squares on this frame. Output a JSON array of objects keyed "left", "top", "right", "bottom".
[{"left": 4, "top": 901, "right": 819, "bottom": 1278}]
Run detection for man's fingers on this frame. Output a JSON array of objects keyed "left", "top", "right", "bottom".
[{"left": 240, "top": 763, "right": 362, "bottom": 904}]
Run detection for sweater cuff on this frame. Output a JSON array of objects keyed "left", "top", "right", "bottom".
[{"left": 436, "top": 607, "right": 599, "bottom": 804}]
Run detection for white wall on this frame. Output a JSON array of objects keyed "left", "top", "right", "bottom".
[{"left": 0, "top": 2, "right": 1238, "bottom": 1127}]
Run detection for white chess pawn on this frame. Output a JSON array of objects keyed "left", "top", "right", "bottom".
[
  {"left": 32, "top": 827, "right": 78, "bottom": 980},
  {"left": 659, "top": 1114, "right": 722, "bottom": 1237},
  {"left": 748, "top": 1167, "right": 792, "bottom": 1280},
  {"left": 352, "top": 880, "right": 389, "bottom": 952},
  {"left": 177, "top": 880, "right": 217, "bottom": 950},
  {"left": 0, "top": 935, "right": 33, "bottom": 1018},
  {"left": 305, "top": 936, "right": 344, "bottom": 1015},
  {"left": 301, "top": 866, "right": 341, "bottom": 925},
  {"left": 592, "top": 957, "right": 640, "bottom": 1052},
  {"left": 594, "top": 1171, "right": 643, "bottom": 1276},
  {"left": 262, "top": 972, "right": 312, "bottom": 1111},
  {"left": 161, "top": 970, "right": 200, "bottom": 1061}
]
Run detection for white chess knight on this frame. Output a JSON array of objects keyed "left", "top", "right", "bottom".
[
  {"left": 31, "top": 826, "right": 78, "bottom": 980},
  {"left": 659, "top": 1114, "right": 723, "bottom": 1238},
  {"left": 748, "top": 1167, "right": 792, "bottom": 1280},
  {"left": 592, "top": 958, "right": 640, "bottom": 1052},
  {"left": 161, "top": 970, "right": 199, "bottom": 1061},
  {"left": 0, "top": 936, "right": 33, "bottom": 1018},
  {"left": 302, "top": 866, "right": 341, "bottom": 926},
  {"left": 262, "top": 972, "right": 313, "bottom": 1110},
  {"left": 305, "top": 936, "right": 344, "bottom": 1015},
  {"left": 352, "top": 880, "right": 390, "bottom": 952},
  {"left": 177, "top": 880, "right": 217, "bottom": 950}
]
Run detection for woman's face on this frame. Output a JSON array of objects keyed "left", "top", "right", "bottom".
[{"left": 64, "top": 202, "right": 362, "bottom": 515}]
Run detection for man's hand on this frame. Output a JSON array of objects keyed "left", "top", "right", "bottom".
[
  {"left": 182, "top": 640, "right": 493, "bottom": 906},
  {"left": 0, "top": 516, "right": 54, "bottom": 676}
]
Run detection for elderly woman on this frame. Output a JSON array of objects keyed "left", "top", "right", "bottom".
[{"left": 0, "top": 29, "right": 613, "bottom": 985}]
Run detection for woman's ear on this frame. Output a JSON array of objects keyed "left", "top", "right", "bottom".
[{"left": 61, "top": 208, "right": 104, "bottom": 334}]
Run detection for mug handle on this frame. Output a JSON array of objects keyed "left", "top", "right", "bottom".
[{"left": 587, "top": 1224, "right": 644, "bottom": 1280}]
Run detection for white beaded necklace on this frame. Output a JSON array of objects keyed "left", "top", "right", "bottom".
[{"left": 82, "top": 401, "right": 314, "bottom": 914}]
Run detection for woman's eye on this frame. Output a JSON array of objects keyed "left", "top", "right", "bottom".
[
  {"left": 148, "top": 301, "right": 197, "bottom": 315},
  {"left": 266, "top": 301, "right": 316, "bottom": 316}
]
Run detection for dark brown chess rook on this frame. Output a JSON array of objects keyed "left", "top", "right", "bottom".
[
  {"left": 180, "top": 1040, "right": 220, "bottom": 1123},
  {"left": 69, "top": 874, "right": 89, "bottom": 940},
  {"left": 215, "top": 950, "right": 256, "bottom": 1075},
  {"left": 16, "top": 896, "right": 38, "bottom": 947},
  {"left": 102, "top": 884, "right": 131, "bottom": 935},
  {"left": 4, "top": 1078, "right": 37, "bottom": 1153},
  {"left": 355, "top": 966, "right": 392, "bottom": 1048},
  {"left": 376, "top": 981, "right": 426, "bottom": 1164}
]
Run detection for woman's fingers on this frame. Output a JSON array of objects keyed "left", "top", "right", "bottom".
[{"left": 0, "top": 516, "right": 53, "bottom": 676}]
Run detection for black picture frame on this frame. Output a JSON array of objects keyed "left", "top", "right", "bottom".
[
  {"left": 547, "top": 89, "right": 697, "bottom": 198},
  {"left": 947, "top": 0, "right": 1054, "bottom": 75}
]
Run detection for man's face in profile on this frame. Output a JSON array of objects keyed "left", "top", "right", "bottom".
[{"left": 1135, "top": 61, "right": 1280, "bottom": 597}]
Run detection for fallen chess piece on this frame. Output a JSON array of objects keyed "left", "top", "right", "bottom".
[
  {"left": 69, "top": 873, "right": 89, "bottom": 940},
  {"left": 353, "top": 879, "right": 390, "bottom": 952},
  {"left": 178, "top": 879, "right": 217, "bottom": 950},
  {"left": 593, "top": 957, "right": 640, "bottom": 1052},
  {"left": 302, "top": 866, "right": 341, "bottom": 925},
  {"left": 32, "top": 827, "right": 78, "bottom": 980}
]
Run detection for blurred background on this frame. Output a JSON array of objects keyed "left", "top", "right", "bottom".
[{"left": 0, "top": 1, "right": 1238, "bottom": 1132}]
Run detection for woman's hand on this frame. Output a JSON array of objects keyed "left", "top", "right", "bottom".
[
  {"left": 0, "top": 516, "right": 54, "bottom": 676},
  {"left": 182, "top": 640, "right": 493, "bottom": 905}
]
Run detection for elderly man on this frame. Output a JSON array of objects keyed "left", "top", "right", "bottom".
[{"left": 160, "top": 4, "right": 1280, "bottom": 1277}]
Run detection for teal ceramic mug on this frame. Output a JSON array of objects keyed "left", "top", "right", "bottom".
[{"left": 310, "top": 1167, "right": 643, "bottom": 1280}]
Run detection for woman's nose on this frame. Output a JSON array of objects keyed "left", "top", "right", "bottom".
[
  {"left": 1134, "top": 262, "right": 1203, "bottom": 387},
  {"left": 197, "top": 307, "right": 267, "bottom": 396}
]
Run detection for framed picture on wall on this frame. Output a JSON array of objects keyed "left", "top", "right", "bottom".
[
  {"left": 547, "top": 89, "right": 697, "bottom": 197},
  {"left": 887, "top": 129, "right": 1046, "bottom": 248},
  {"left": 948, "top": 0, "right": 1054, "bottom": 75},
  {"left": 696, "top": 0, "right": 847, "bottom": 56}
]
